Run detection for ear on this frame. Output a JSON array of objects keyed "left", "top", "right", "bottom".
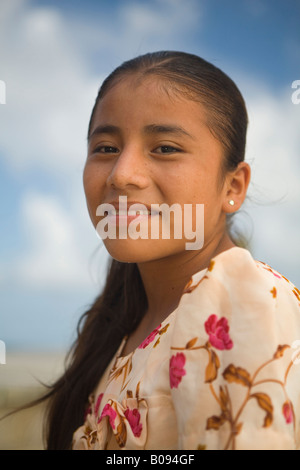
[{"left": 222, "top": 162, "right": 251, "bottom": 213}]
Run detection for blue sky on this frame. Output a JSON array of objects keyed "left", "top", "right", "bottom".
[
  {"left": 0, "top": 0, "right": 299, "bottom": 351},
  {"left": 28, "top": 0, "right": 300, "bottom": 88}
]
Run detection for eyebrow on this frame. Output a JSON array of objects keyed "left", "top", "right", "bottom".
[
  {"left": 88, "top": 125, "right": 120, "bottom": 141},
  {"left": 144, "top": 124, "right": 195, "bottom": 140},
  {"left": 88, "top": 123, "right": 195, "bottom": 141}
]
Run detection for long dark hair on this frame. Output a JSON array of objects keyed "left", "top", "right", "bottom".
[{"left": 41, "top": 51, "right": 249, "bottom": 449}]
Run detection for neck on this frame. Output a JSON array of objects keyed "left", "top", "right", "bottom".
[{"left": 137, "top": 232, "right": 235, "bottom": 327}]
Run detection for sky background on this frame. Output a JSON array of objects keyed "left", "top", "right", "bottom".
[{"left": 0, "top": 0, "right": 299, "bottom": 352}]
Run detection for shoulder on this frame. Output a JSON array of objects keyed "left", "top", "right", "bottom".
[
  {"left": 169, "top": 247, "right": 300, "bottom": 449},
  {"left": 182, "top": 246, "right": 300, "bottom": 311},
  {"left": 171, "top": 246, "right": 300, "bottom": 369},
  {"left": 254, "top": 256, "right": 300, "bottom": 305}
]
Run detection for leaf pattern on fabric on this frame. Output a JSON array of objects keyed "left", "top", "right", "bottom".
[
  {"left": 171, "top": 314, "right": 297, "bottom": 450},
  {"left": 197, "top": 444, "right": 207, "bottom": 450},
  {"left": 72, "top": 248, "right": 300, "bottom": 450},
  {"left": 208, "top": 260, "right": 215, "bottom": 271},
  {"left": 205, "top": 348, "right": 221, "bottom": 383},
  {"left": 250, "top": 393, "right": 273, "bottom": 427},
  {"left": 77, "top": 381, "right": 147, "bottom": 449},
  {"left": 222, "top": 365, "right": 252, "bottom": 387},
  {"left": 107, "top": 355, "right": 133, "bottom": 392},
  {"left": 256, "top": 260, "right": 300, "bottom": 306},
  {"left": 293, "top": 287, "right": 300, "bottom": 302},
  {"left": 270, "top": 287, "right": 277, "bottom": 298},
  {"left": 217, "top": 346, "right": 296, "bottom": 449},
  {"left": 183, "top": 276, "right": 208, "bottom": 294},
  {"left": 273, "top": 345, "right": 290, "bottom": 359}
]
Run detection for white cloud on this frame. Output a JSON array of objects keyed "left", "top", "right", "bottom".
[
  {"left": 119, "top": 0, "right": 201, "bottom": 37},
  {"left": 235, "top": 83, "right": 300, "bottom": 281},
  {"left": 0, "top": 0, "right": 203, "bottom": 173},
  {"left": 13, "top": 191, "right": 109, "bottom": 289},
  {"left": 246, "top": 88, "right": 300, "bottom": 200},
  {"left": 0, "top": 1, "right": 100, "bottom": 173},
  {"left": 0, "top": 0, "right": 299, "bottom": 291},
  {"left": 0, "top": 0, "right": 203, "bottom": 295}
]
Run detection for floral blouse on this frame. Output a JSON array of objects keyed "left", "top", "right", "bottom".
[{"left": 72, "top": 246, "right": 300, "bottom": 450}]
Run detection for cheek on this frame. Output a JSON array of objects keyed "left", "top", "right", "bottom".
[
  {"left": 83, "top": 164, "right": 106, "bottom": 223},
  {"left": 170, "top": 159, "right": 218, "bottom": 199}
]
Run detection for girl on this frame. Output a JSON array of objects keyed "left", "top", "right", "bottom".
[{"left": 45, "top": 51, "right": 300, "bottom": 450}]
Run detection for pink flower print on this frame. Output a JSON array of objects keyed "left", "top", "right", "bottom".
[
  {"left": 205, "top": 314, "right": 233, "bottom": 350},
  {"left": 94, "top": 393, "right": 103, "bottom": 417},
  {"left": 282, "top": 401, "right": 294, "bottom": 424},
  {"left": 170, "top": 353, "right": 186, "bottom": 389},
  {"left": 138, "top": 324, "right": 161, "bottom": 349},
  {"left": 124, "top": 408, "right": 143, "bottom": 437},
  {"left": 98, "top": 403, "right": 117, "bottom": 429}
]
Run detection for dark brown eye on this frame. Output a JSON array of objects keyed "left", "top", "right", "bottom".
[
  {"left": 94, "top": 146, "right": 119, "bottom": 154},
  {"left": 154, "top": 146, "right": 181, "bottom": 154}
]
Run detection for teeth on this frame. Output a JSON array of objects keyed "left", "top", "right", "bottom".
[
  {"left": 116, "top": 210, "right": 131, "bottom": 215},
  {"left": 105, "top": 210, "right": 156, "bottom": 216},
  {"left": 128, "top": 210, "right": 149, "bottom": 216}
]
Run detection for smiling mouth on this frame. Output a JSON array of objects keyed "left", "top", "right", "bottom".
[
  {"left": 102, "top": 210, "right": 159, "bottom": 228},
  {"left": 104, "top": 209, "right": 158, "bottom": 216},
  {"left": 104, "top": 209, "right": 159, "bottom": 216}
]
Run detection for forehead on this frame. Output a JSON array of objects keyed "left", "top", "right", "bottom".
[{"left": 91, "top": 75, "right": 209, "bottom": 130}]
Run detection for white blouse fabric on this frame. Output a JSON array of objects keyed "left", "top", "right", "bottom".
[{"left": 72, "top": 246, "right": 300, "bottom": 450}]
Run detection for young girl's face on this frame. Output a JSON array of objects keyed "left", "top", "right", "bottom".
[{"left": 84, "top": 76, "right": 231, "bottom": 263}]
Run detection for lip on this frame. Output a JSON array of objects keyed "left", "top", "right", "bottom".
[
  {"left": 107, "top": 200, "right": 155, "bottom": 211},
  {"left": 104, "top": 200, "right": 160, "bottom": 215},
  {"left": 102, "top": 200, "right": 160, "bottom": 225}
]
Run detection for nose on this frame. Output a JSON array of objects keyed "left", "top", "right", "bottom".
[{"left": 106, "top": 144, "right": 150, "bottom": 190}]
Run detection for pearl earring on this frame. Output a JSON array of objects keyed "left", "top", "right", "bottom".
[{"left": 228, "top": 200, "right": 235, "bottom": 206}]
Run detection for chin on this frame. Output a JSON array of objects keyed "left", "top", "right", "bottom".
[{"left": 102, "top": 239, "right": 183, "bottom": 264}]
